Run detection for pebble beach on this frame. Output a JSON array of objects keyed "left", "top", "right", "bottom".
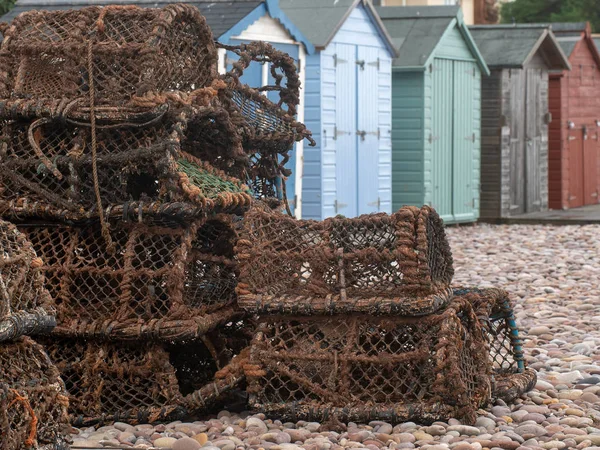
[{"left": 70, "top": 224, "right": 600, "bottom": 450}]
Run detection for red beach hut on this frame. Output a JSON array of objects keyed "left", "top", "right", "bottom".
[{"left": 548, "top": 22, "right": 600, "bottom": 209}]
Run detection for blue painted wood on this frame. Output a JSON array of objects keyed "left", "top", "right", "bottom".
[
  {"left": 226, "top": 38, "right": 263, "bottom": 88},
  {"left": 358, "top": 45, "right": 380, "bottom": 214},
  {"left": 334, "top": 42, "right": 358, "bottom": 218},
  {"left": 301, "top": 52, "right": 322, "bottom": 220}
]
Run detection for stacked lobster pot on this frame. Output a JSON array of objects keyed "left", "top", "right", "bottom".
[
  {"left": 235, "top": 204, "right": 537, "bottom": 425},
  {"left": 0, "top": 4, "right": 312, "bottom": 425},
  {"left": 0, "top": 220, "right": 70, "bottom": 450}
]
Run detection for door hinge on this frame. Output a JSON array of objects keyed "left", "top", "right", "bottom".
[
  {"left": 465, "top": 133, "right": 476, "bottom": 143},
  {"left": 592, "top": 192, "right": 599, "bottom": 198},
  {"left": 334, "top": 200, "right": 348, "bottom": 213},
  {"left": 333, "top": 126, "right": 351, "bottom": 140},
  {"left": 429, "top": 134, "right": 440, "bottom": 144},
  {"left": 356, "top": 60, "right": 365, "bottom": 70},
  {"left": 568, "top": 136, "right": 577, "bottom": 141},
  {"left": 356, "top": 129, "right": 379, "bottom": 141},
  {"left": 333, "top": 54, "right": 347, "bottom": 67},
  {"left": 367, "top": 197, "right": 381, "bottom": 209},
  {"left": 367, "top": 58, "right": 380, "bottom": 70}
]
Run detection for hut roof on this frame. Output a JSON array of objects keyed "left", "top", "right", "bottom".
[
  {"left": 469, "top": 25, "right": 571, "bottom": 70},
  {"left": 376, "top": 5, "right": 488, "bottom": 74},
  {"left": 279, "top": 0, "right": 397, "bottom": 55}
]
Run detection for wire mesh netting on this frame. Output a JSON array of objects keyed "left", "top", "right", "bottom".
[
  {"left": 18, "top": 215, "right": 240, "bottom": 340},
  {"left": 0, "top": 337, "right": 70, "bottom": 450},
  {"left": 236, "top": 204, "right": 454, "bottom": 316},
  {"left": 453, "top": 287, "right": 537, "bottom": 403},
  {"left": 0, "top": 114, "right": 253, "bottom": 221},
  {"left": 219, "top": 41, "right": 315, "bottom": 154},
  {"left": 0, "top": 219, "right": 55, "bottom": 341},
  {"left": 0, "top": 4, "right": 217, "bottom": 108},
  {"left": 39, "top": 317, "right": 251, "bottom": 425},
  {"left": 245, "top": 296, "right": 491, "bottom": 425}
]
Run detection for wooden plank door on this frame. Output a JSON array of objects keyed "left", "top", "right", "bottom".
[
  {"left": 568, "top": 129, "right": 584, "bottom": 208},
  {"left": 583, "top": 126, "right": 599, "bottom": 204},
  {"left": 451, "top": 60, "right": 477, "bottom": 222},
  {"left": 334, "top": 43, "right": 358, "bottom": 217},
  {"left": 508, "top": 69, "right": 526, "bottom": 215},
  {"left": 524, "top": 69, "right": 544, "bottom": 212},
  {"left": 431, "top": 58, "right": 454, "bottom": 221},
  {"left": 357, "top": 45, "right": 380, "bottom": 215}
]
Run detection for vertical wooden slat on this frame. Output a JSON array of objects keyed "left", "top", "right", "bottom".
[
  {"left": 334, "top": 43, "right": 358, "bottom": 217},
  {"left": 431, "top": 58, "right": 453, "bottom": 221},
  {"left": 509, "top": 69, "right": 526, "bottom": 215},
  {"left": 357, "top": 45, "right": 380, "bottom": 215}
]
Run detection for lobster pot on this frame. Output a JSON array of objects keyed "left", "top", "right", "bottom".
[
  {"left": 40, "top": 319, "right": 251, "bottom": 425},
  {"left": 0, "top": 115, "right": 252, "bottom": 221},
  {"left": 453, "top": 287, "right": 537, "bottom": 402},
  {"left": 246, "top": 296, "right": 491, "bottom": 425},
  {"left": 0, "top": 4, "right": 217, "bottom": 107},
  {"left": 0, "top": 337, "right": 70, "bottom": 450},
  {"left": 19, "top": 215, "right": 240, "bottom": 341},
  {"left": 0, "top": 219, "right": 55, "bottom": 341},
  {"left": 236, "top": 205, "right": 454, "bottom": 316}
]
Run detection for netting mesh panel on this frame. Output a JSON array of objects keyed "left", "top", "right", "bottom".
[
  {"left": 0, "top": 116, "right": 252, "bottom": 220},
  {"left": 1, "top": 5, "right": 217, "bottom": 105},
  {"left": 19, "top": 217, "right": 237, "bottom": 337},
  {"left": 0, "top": 337, "right": 69, "bottom": 450},
  {"left": 247, "top": 298, "right": 491, "bottom": 424},
  {"left": 452, "top": 288, "right": 525, "bottom": 374},
  {"left": 41, "top": 330, "right": 250, "bottom": 424},
  {"left": 0, "top": 219, "right": 55, "bottom": 341},
  {"left": 237, "top": 205, "right": 454, "bottom": 316},
  {"left": 40, "top": 338, "right": 183, "bottom": 421}
]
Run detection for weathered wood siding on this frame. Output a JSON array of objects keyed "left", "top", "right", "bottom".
[
  {"left": 479, "top": 69, "right": 503, "bottom": 219},
  {"left": 481, "top": 61, "right": 550, "bottom": 219}
]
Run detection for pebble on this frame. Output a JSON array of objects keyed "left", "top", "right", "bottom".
[
  {"left": 67, "top": 224, "right": 600, "bottom": 449},
  {"left": 154, "top": 437, "right": 178, "bottom": 448},
  {"left": 172, "top": 437, "right": 202, "bottom": 450}
]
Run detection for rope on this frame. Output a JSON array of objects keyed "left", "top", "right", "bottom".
[
  {"left": 27, "top": 118, "right": 63, "bottom": 180},
  {"left": 87, "top": 40, "right": 115, "bottom": 253},
  {"left": 280, "top": 176, "right": 293, "bottom": 218},
  {"left": 8, "top": 389, "right": 38, "bottom": 447}
]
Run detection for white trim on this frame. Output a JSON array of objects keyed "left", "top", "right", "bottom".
[
  {"left": 261, "top": 63, "right": 269, "bottom": 95},
  {"left": 217, "top": 48, "right": 226, "bottom": 75},
  {"left": 232, "top": 15, "right": 296, "bottom": 44},
  {"left": 295, "top": 44, "right": 306, "bottom": 219}
]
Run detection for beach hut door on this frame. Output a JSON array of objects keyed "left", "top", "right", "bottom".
[
  {"left": 334, "top": 43, "right": 381, "bottom": 217},
  {"left": 431, "top": 59, "right": 477, "bottom": 222}
]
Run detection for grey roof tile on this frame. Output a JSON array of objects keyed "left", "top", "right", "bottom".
[{"left": 1, "top": 0, "right": 262, "bottom": 38}]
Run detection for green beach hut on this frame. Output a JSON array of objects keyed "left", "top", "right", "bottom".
[{"left": 377, "top": 5, "right": 489, "bottom": 224}]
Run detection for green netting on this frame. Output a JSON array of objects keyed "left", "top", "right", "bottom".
[{"left": 177, "top": 159, "right": 252, "bottom": 199}]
